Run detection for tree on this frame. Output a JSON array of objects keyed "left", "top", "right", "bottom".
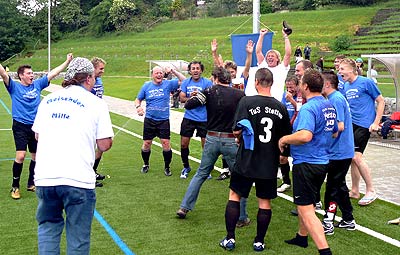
[
  {"left": 0, "top": 0, "right": 34, "bottom": 61},
  {"left": 109, "top": 0, "right": 139, "bottom": 30},
  {"left": 53, "top": 0, "right": 88, "bottom": 32},
  {"left": 88, "top": 0, "right": 115, "bottom": 35}
]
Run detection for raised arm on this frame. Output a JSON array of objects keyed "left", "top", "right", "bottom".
[
  {"left": 47, "top": 53, "right": 73, "bottom": 81},
  {"left": 164, "top": 66, "right": 186, "bottom": 82},
  {"left": 242, "top": 39, "right": 254, "bottom": 80},
  {"left": 211, "top": 39, "right": 223, "bottom": 67},
  {"left": 256, "top": 29, "right": 268, "bottom": 65},
  {"left": 282, "top": 29, "right": 292, "bottom": 67},
  {"left": 0, "top": 64, "right": 10, "bottom": 86}
]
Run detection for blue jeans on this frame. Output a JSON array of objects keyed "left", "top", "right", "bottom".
[
  {"left": 36, "top": 186, "right": 96, "bottom": 255},
  {"left": 181, "top": 135, "right": 238, "bottom": 211}
]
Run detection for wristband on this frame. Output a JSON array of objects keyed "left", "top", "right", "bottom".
[{"left": 136, "top": 105, "right": 141, "bottom": 109}]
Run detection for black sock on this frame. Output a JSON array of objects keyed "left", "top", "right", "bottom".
[
  {"left": 285, "top": 233, "right": 308, "bottom": 248},
  {"left": 255, "top": 208, "right": 272, "bottom": 243},
  {"left": 12, "top": 161, "right": 23, "bottom": 188},
  {"left": 222, "top": 158, "right": 229, "bottom": 169},
  {"left": 225, "top": 200, "right": 240, "bottom": 240},
  {"left": 181, "top": 148, "right": 190, "bottom": 168},
  {"left": 141, "top": 149, "right": 151, "bottom": 165},
  {"left": 28, "top": 160, "right": 36, "bottom": 186},
  {"left": 280, "top": 163, "right": 291, "bottom": 185},
  {"left": 319, "top": 248, "right": 332, "bottom": 255},
  {"left": 163, "top": 150, "right": 172, "bottom": 168},
  {"left": 93, "top": 157, "right": 102, "bottom": 171}
]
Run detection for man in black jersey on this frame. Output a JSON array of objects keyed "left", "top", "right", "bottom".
[
  {"left": 220, "top": 68, "right": 291, "bottom": 252},
  {"left": 176, "top": 67, "right": 245, "bottom": 219}
]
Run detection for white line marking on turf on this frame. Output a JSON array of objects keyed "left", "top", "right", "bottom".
[
  {"left": 0, "top": 128, "right": 12, "bottom": 131},
  {"left": 112, "top": 123, "right": 400, "bottom": 248}
]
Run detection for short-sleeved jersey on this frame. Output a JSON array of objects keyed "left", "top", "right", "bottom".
[
  {"left": 5, "top": 75, "right": 49, "bottom": 124},
  {"left": 257, "top": 62, "right": 290, "bottom": 101},
  {"left": 91, "top": 77, "right": 104, "bottom": 98},
  {"left": 344, "top": 75, "right": 381, "bottom": 128},
  {"left": 281, "top": 92, "right": 297, "bottom": 120},
  {"left": 137, "top": 79, "right": 179, "bottom": 121},
  {"left": 233, "top": 95, "right": 291, "bottom": 179},
  {"left": 181, "top": 77, "right": 212, "bottom": 122},
  {"left": 32, "top": 85, "right": 114, "bottom": 189},
  {"left": 291, "top": 95, "right": 338, "bottom": 165},
  {"left": 327, "top": 91, "right": 354, "bottom": 160}
]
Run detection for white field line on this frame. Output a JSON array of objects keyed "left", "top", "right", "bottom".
[{"left": 112, "top": 123, "right": 400, "bottom": 248}]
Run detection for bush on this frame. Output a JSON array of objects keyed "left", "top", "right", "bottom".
[{"left": 331, "top": 35, "right": 353, "bottom": 51}]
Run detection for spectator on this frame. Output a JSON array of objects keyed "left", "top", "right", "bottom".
[
  {"left": 32, "top": 57, "right": 113, "bottom": 254},
  {"left": 316, "top": 57, "right": 324, "bottom": 73},
  {"left": 304, "top": 43, "right": 312, "bottom": 60},
  {"left": 294, "top": 46, "right": 303, "bottom": 63},
  {"left": 355, "top": 58, "right": 364, "bottom": 75}
]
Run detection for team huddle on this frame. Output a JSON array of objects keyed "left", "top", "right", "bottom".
[{"left": 0, "top": 25, "right": 384, "bottom": 254}]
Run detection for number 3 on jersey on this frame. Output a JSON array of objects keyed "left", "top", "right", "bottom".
[{"left": 259, "top": 117, "right": 273, "bottom": 143}]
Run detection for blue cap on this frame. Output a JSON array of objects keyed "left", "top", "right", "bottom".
[{"left": 356, "top": 58, "right": 363, "bottom": 63}]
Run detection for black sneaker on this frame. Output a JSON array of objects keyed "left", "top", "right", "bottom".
[
  {"left": 164, "top": 167, "right": 172, "bottom": 176},
  {"left": 141, "top": 165, "right": 149, "bottom": 173},
  {"left": 95, "top": 181, "right": 103, "bottom": 187},
  {"left": 216, "top": 171, "right": 230, "bottom": 181},
  {"left": 96, "top": 172, "right": 105, "bottom": 180},
  {"left": 322, "top": 220, "right": 334, "bottom": 235},
  {"left": 176, "top": 208, "right": 189, "bottom": 219},
  {"left": 334, "top": 219, "right": 356, "bottom": 230}
]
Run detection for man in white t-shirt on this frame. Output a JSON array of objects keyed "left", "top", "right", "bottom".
[
  {"left": 32, "top": 57, "right": 114, "bottom": 255},
  {"left": 255, "top": 28, "right": 291, "bottom": 100}
]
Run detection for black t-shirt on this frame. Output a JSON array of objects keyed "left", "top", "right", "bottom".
[
  {"left": 203, "top": 85, "right": 245, "bottom": 133},
  {"left": 233, "top": 95, "right": 292, "bottom": 179}
]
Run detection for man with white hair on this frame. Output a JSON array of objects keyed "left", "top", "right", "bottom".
[
  {"left": 135, "top": 66, "right": 185, "bottom": 176},
  {"left": 256, "top": 28, "right": 291, "bottom": 101},
  {"left": 32, "top": 57, "right": 114, "bottom": 254}
]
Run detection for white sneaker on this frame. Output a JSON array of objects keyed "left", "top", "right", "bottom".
[{"left": 277, "top": 183, "right": 291, "bottom": 193}]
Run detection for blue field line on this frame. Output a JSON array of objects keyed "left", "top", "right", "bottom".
[
  {"left": 0, "top": 157, "right": 31, "bottom": 161},
  {"left": 94, "top": 210, "right": 135, "bottom": 255},
  {"left": 0, "top": 99, "right": 11, "bottom": 115}
]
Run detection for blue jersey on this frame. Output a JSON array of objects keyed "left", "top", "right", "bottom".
[
  {"left": 337, "top": 74, "right": 345, "bottom": 96},
  {"left": 181, "top": 77, "right": 212, "bottom": 122},
  {"left": 281, "top": 92, "right": 297, "bottom": 120},
  {"left": 344, "top": 76, "right": 381, "bottom": 128},
  {"left": 327, "top": 91, "right": 354, "bottom": 160},
  {"left": 137, "top": 79, "right": 179, "bottom": 121},
  {"left": 291, "top": 96, "right": 338, "bottom": 165},
  {"left": 91, "top": 77, "right": 104, "bottom": 98},
  {"left": 6, "top": 75, "right": 49, "bottom": 124}
]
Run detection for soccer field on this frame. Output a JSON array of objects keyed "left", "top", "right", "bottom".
[{"left": 0, "top": 85, "right": 399, "bottom": 254}]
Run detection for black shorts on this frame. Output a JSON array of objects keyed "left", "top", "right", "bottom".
[
  {"left": 12, "top": 120, "right": 37, "bottom": 152},
  {"left": 143, "top": 118, "right": 170, "bottom": 140},
  {"left": 292, "top": 163, "right": 327, "bottom": 206},
  {"left": 229, "top": 172, "right": 277, "bottom": 200},
  {"left": 353, "top": 123, "right": 370, "bottom": 153},
  {"left": 180, "top": 118, "right": 207, "bottom": 138}
]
